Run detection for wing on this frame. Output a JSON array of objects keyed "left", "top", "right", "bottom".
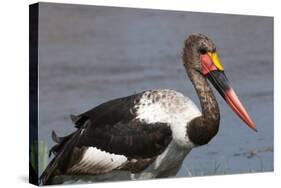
[
  {"left": 77, "top": 120, "right": 172, "bottom": 158},
  {"left": 71, "top": 92, "right": 143, "bottom": 128},
  {"left": 64, "top": 120, "right": 172, "bottom": 175},
  {"left": 46, "top": 92, "right": 173, "bottom": 179}
]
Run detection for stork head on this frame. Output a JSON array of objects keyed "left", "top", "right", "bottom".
[{"left": 183, "top": 33, "right": 257, "bottom": 132}]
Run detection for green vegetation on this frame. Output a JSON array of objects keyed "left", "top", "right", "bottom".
[{"left": 30, "top": 141, "right": 48, "bottom": 176}]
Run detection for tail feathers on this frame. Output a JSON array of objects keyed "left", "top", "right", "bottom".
[
  {"left": 49, "top": 130, "right": 76, "bottom": 157},
  {"left": 70, "top": 114, "right": 89, "bottom": 128},
  {"left": 52, "top": 130, "right": 62, "bottom": 143},
  {"left": 70, "top": 114, "right": 80, "bottom": 124},
  {"left": 40, "top": 130, "right": 82, "bottom": 185},
  {"left": 40, "top": 153, "right": 60, "bottom": 185}
]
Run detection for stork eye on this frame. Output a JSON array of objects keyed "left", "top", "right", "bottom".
[{"left": 199, "top": 48, "right": 207, "bottom": 54}]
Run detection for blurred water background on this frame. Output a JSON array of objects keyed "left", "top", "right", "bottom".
[{"left": 37, "top": 3, "right": 273, "bottom": 178}]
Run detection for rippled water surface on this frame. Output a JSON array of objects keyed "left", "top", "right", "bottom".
[{"left": 37, "top": 3, "right": 273, "bottom": 178}]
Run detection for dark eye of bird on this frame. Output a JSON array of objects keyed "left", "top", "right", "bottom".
[{"left": 199, "top": 48, "right": 207, "bottom": 54}]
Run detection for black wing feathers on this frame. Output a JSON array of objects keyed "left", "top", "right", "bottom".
[
  {"left": 41, "top": 93, "right": 172, "bottom": 184},
  {"left": 40, "top": 128, "right": 85, "bottom": 185},
  {"left": 77, "top": 121, "right": 172, "bottom": 158},
  {"left": 73, "top": 93, "right": 172, "bottom": 158},
  {"left": 76, "top": 93, "right": 142, "bottom": 126}
]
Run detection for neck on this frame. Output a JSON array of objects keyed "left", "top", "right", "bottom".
[{"left": 183, "top": 53, "right": 220, "bottom": 145}]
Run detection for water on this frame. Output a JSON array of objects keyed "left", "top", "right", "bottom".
[{"left": 37, "top": 3, "right": 273, "bottom": 179}]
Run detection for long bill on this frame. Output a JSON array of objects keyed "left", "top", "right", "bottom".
[{"left": 206, "top": 70, "right": 257, "bottom": 132}]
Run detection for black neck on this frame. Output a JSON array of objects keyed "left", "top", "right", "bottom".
[{"left": 183, "top": 51, "right": 220, "bottom": 145}]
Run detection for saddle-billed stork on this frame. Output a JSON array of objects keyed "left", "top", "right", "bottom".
[{"left": 40, "top": 33, "right": 256, "bottom": 185}]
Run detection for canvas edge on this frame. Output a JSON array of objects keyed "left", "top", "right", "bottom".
[{"left": 29, "top": 3, "right": 39, "bottom": 186}]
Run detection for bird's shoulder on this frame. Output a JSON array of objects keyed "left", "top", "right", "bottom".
[{"left": 71, "top": 89, "right": 199, "bottom": 127}]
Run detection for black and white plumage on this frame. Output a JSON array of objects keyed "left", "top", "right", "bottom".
[
  {"left": 41, "top": 89, "right": 201, "bottom": 184},
  {"left": 40, "top": 33, "right": 256, "bottom": 185}
]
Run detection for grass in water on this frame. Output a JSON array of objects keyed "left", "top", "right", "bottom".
[{"left": 30, "top": 141, "right": 48, "bottom": 176}]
